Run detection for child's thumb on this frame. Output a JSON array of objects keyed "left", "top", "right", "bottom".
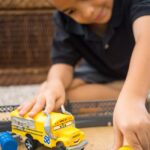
[{"left": 111, "top": 125, "right": 123, "bottom": 150}]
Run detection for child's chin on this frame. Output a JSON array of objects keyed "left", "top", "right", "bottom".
[{"left": 94, "top": 14, "right": 111, "bottom": 24}]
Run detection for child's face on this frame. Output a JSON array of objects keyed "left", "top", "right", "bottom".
[{"left": 51, "top": 0, "right": 113, "bottom": 24}]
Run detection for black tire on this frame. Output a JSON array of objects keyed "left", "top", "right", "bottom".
[
  {"left": 25, "top": 135, "right": 38, "bottom": 150},
  {"left": 56, "top": 141, "right": 66, "bottom": 150}
]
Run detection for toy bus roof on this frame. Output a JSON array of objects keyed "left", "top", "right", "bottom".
[{"left": 11, "top": 110, "right": 74, "bottom": 126}]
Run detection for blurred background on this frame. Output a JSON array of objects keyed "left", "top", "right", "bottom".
[{"left": 0, "top": 0, "right": 54, "bottom": 104}]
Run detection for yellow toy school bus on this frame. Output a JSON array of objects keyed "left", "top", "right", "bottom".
[{"left": 11, "top": 106, "right": 88, "bottom": 150}]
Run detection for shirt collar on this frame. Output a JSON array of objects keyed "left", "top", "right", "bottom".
[{"left": 109, "top": 0, "right": 124, "bottom": 28}]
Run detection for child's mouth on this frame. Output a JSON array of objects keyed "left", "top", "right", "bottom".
[{"left": 95, "top": 7, "right": 105, "bottom": 21}]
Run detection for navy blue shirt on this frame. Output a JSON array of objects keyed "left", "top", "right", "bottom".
[{"left": 51, "top": 0, "right": 150, "bottom": 79}]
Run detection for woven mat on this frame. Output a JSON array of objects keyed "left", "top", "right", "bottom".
[
  {"left": 0, "top": 0, "right": 54, "bottom": 9},
  {"left": 0, "top": 68, "right": 48, "bottom": 86},
  {"left": 0, "top": 11, "right": 53, "bottom": 85}
]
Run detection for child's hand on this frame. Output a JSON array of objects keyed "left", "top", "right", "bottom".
[
  {"left": 112, "top": 96, "right": 150, "bottom": 150},
  {"left": 18, "top": 80, "right": 66, "bottom": 117}
]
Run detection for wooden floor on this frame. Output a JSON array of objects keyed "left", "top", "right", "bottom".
[{"left": 15, "top": 127, "right": 114, "bottom": 150}]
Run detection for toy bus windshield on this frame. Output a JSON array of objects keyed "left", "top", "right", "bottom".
[{"left": 53, "top": 120, "right": 73, "bottom": 131}]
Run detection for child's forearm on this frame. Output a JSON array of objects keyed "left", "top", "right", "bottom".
[
  {"left": 120, "top": 17, "right": 150, "bottom": 101},
  {"left": 121, "top": 39, "right": 150, "bottom": 101},
  {"left": 47, "top": 64, "right": 74, "bottom": 89}
]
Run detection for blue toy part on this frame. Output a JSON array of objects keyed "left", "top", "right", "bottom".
[
  {"left": 0, "top": 132, "right": 18, "bottom": 150},
  {"left": 44, "top": 135, "right": 50, "bottom": 144}
]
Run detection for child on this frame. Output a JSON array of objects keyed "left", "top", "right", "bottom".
[{"left": 18, "top": 0, "right": 150, "bottom": 149}]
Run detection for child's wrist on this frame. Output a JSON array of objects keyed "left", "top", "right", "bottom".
[
  {"left": 120, "top": 80, "right": 149, "bottom": 102},
  {"left": 118, "top": 90, "right": 147, "bottom": 104},
  {"left": 47, "top": 77, "right": 63, "bottom": 85}
]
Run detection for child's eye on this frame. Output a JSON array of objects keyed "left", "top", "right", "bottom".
[{"left": 66, "top": 9, "right": 76, "bottom": 15}]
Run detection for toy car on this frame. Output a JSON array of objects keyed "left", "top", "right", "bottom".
[
  {"left": 119, "top": 146, "right": 133, "bottom": 150},
  {"left": 0, "top": 132, "right": 18, "bottom": 150},
  {"left": 11, "top": 105, "right": 88, "bottom": 150}
]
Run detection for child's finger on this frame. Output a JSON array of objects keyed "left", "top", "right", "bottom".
[
  {"left": 136, "top": 129, "right": 149, "bottom": 150},
  {"left": 111, "top": 124, "right": 123, "bottom": 150},
  {"left": 44, "top": 95, "right": 55, "bottom": 114},
  {"left": 125, "top": 131, "right": 142, "bottom": 150},
  {"left": 17, "top": 105, "right": 23, "bottom": 111},
  {"left": 55, "top": 98, "right": 65, "bottom": 111},
  {"left": 19, "top": 99, "right": 36, "bottom": 116},
  {"left": 28, "top": 95, "right": 46, "bottom": 117}
]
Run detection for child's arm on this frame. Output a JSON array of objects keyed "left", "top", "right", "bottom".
[
  {"left": 18, "top": 63, "right": 73, "bottom": 117},
  {"left": 112, "top": 16, "right": 150, "bottom": 150},
  {"left": 47, "top": 63, "right": 74, "bottom": 89}
]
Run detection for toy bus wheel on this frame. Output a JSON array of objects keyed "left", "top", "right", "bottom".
[
  {"left": 25, "top": 135, "right": 38, "bottom": 150},
  {"left": 56, "top": 141, "right": 66, "bottom": 150}
]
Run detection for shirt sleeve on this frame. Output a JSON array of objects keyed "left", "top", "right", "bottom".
[
  {"left": 51, "top": 12, "right": 82, "bottom": 67},
  {"left": 130, "top": 0, "right": 150, "bottom": 23}
]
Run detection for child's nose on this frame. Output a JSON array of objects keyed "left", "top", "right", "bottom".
[{"left": 82, "top": 5, "right": 94, "bottom": 20}]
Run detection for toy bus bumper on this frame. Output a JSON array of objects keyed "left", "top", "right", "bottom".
[{"left": 66, "top": 140, "right": 88, "bottom": 150}]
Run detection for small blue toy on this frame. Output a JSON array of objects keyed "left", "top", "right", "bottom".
[{"left": 0, "top": 132, "right": 18, "bottom": 150}]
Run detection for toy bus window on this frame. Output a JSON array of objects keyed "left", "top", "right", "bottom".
[
  {"left": 11, "top": 117, "right": 35, "bottom": 129},
  {"left": 53, "top": 121, "right": 72, "bottom": 131},
  {"left": 54, "top": 125, "right": 61, "bottom": 130},
  {"left": 66, "top": 121, "right": 72, "bottom": 126}
]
